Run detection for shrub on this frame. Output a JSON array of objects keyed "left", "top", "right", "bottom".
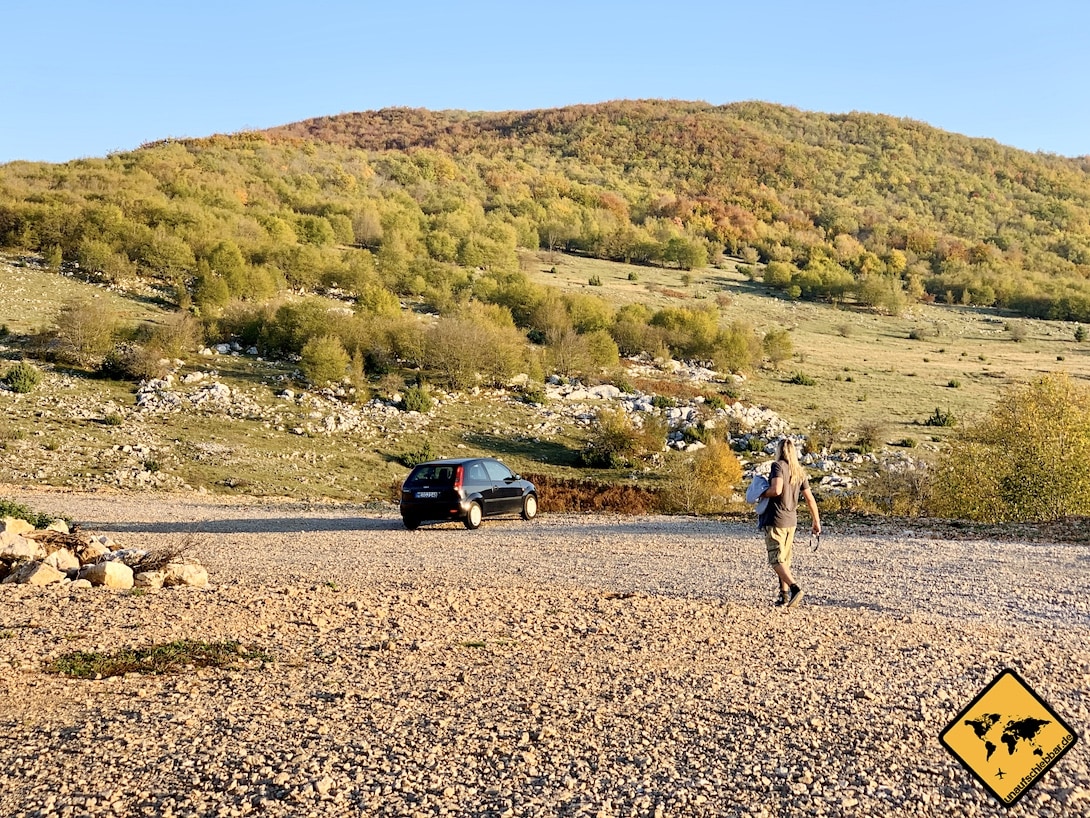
[
  {"left": 400, "top": 383, "right": 433, "bottom": 413},
  {"left": 518, "top": 383, "right": 548, "bottom": 405},
  {"left": 836, "top": 323, "right": 852, "bottom": 338},
  {"left": 908, "top": 326, "right": 934, "bottom": 341},
  {"left": 99, "top": 342, "right": 169, "bottom": 382},
  {"left": 0, "top": 498, "right": 57, "bottom": 529},
  {"left": 947, "top": 379, "right": 961, "bottom": 388},
  {"left": 3, "top": 361, "right": 42, "bottom": 393},
  {"left": 581, "top": 409, "right": 664, "bottom": 469},
  {"left": 862, "top": 461, "right": 932, "bottom": 516},
  {"left": 651, "top": 394, "right": 677, "bottom": 409},
  {"left": 300, "top": 335, "right": 350, "bottom": 387},
  {"left": 806, "top": 415, "right": 842, "bottom": 454},
  {"left": 49, "top": 298, "right": 120, "bottom": 366},
  {"left": 627, "top": 271, "right": 639, "bottom": 281},
  {"left": 854, "top": 419, "right": 888, "bottom": 453},
  {"left": 520, "top": 472, "right": 660, "bottom": 514},
  {"left": 928, "top": 373, "right": 1090, "bottom": 522},
  {"left": 45, "top": 640, "right": 267, "bottom": 679},
  {"left": 588, "top": 275, "right": 602, "bottom": 286},
  {"left": 1006, "top": 321, "right": 1028, "bottom": 342},
  {"left": 660, "top": 439, "right": 743, "bottom": 514},
  {"left": 1075, "top": 325, "right": 1087, "bottom": 343},
  {"left": 787, "top": 371, "right": 815, "bottom": 386},
  {"left": 924, "top": 407, "right": 956, "bottom": 427},
  {"left": 761, "top": 328, "right": 793, "bottom": 368},
  {"left": 703, "top": 392, "right": 727, "bottom": 410},
  {"left": 396, "top": 439, "right": 436, "bottom": 468}
]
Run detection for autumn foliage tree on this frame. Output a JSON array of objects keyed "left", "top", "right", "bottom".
[{"left": 928, "top": 373, "right": 1090, "bottom": 522}]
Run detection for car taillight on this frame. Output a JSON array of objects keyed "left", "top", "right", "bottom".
[{"left": 453, "top": 465, "right": 463, "bottom": 491}]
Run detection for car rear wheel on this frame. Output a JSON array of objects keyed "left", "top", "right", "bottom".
[
  {"left": 402, "top": 516, "right": 420, "bottom": 531},
  {"left": 463, "top": 501, "right": 483, "bottom": 530},
  {"left": 521, "top": 494, "right": 538, "bottom": 520}
]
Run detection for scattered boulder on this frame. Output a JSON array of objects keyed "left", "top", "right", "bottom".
[
  {"left": 163, "top": 562, "right": 209, "bottom": 589},
  {"left": 1, "top": 532, "right": 46, "bottom": 561},
  {"left": 2, "top": 561, "right": 65, "bottom": 587},
  {"left": 134, "top": 570, "right": 166, "bottom": 589},
  {"left": 44, "top": 549, "right": 80, "bottom": 572},
  {"left": 1, "top": 517, "right": 35, "bottom": 536},
  {"left": 78, "top": 561, "right": 134, "bottom": 590}
]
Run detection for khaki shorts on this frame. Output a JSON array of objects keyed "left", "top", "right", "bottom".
[{"left": 765, "top": 526, "right": 796, "bottom": 567}]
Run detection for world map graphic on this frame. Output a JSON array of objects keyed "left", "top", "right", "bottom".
[{"left": 964, "top": 714, "right": 1051, "bottom": 761}]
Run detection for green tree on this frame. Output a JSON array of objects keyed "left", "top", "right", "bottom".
[
  {"left": 300, "top": 335, "right": 350, "bottom": 387},
  {"left": 762, "top": 328, "right": 793, "bottom": 368},
  {"left": 929, "top": 373, "right": 1090, "bottom": 522}
]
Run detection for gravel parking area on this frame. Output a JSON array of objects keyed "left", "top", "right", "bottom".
[{"left": 2, "top": 490, "right": 1087, "bottom": 817}]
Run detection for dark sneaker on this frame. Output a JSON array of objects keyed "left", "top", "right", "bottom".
[
  {"left": 787, "top": 587, "right": 805, "bottom": 608},
  {"left": 774, "top": 590, "right": 789, "bottom": 607}
]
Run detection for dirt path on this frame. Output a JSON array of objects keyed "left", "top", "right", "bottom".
[{"left": 1, "top": 489, "right": 1087, "bottom": 816}]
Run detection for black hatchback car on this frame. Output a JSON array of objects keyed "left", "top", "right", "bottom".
[{"left": 399, "top": 457, "right": 538, "bottom": 530}]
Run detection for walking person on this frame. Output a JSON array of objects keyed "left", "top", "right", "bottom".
[{"left": 759, "top": 437, "right": 821, "bottom": 608}]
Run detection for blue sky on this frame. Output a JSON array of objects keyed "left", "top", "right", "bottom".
[{"left": 3, "top": 1, "right": 1088, "bottom": 164}]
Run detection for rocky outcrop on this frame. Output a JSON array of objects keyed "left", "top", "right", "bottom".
[{"left": 0, "top": 521, "right": 209, "bottom": 591}]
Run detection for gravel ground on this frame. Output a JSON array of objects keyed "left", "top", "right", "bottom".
[{"left": 1, "top": 489, "right": 1088, "bottom": 817}]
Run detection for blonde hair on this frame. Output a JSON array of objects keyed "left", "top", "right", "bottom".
[{"left": 776, "top": 438, "right": 807, "bottom": 486}]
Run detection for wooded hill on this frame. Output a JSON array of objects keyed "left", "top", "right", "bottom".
[{"left": 3, "top": 99, "right": 1090, "bottom": 333}]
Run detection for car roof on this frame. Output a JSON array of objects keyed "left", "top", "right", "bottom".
[{"left": 413, "top": 457, "right": 499, "bottom": 467}]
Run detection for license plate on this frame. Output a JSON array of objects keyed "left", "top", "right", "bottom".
[{"left": 415, "top": 491, "right": 439, "bottom": 499}]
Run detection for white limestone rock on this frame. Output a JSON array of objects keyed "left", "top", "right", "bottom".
[
  {"left": 0, "top": 532, "right": 45, "bottom": 561},
  {"left": 2, "top": 560, "right": 65, "bottom": 586},
  {"left": 163, "top": 562, "right": 209, "bottom": 589},
  {"left": 44, "top": 549, "right": 80, "bottom": 572},
  {"left": 0, "top": 517, "right": 35, "bottom": 536},
  {"left": 79, "top": 561, "right": 134, "bottom": 590}
]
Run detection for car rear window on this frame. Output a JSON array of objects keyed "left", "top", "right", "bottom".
[{"left": 406, "top": 464, "right": 456, "bottom": 485}]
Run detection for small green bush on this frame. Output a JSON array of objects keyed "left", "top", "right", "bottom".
[
  {"left": 3, "top": 361, "right": 42, "bottom": 393},
  {"left": 854, "top": 419, "right": 888, "bottom": 453},
  {"left": 1075, "top": 325, "right": 1087, "bottom": 343},
  {"left": 703, "top": 392, "right": 727, "bottom": 410},
  {"left": 627, "top": 271, "right": 639, "bottom": 281},
  {"left": 45, "top": 640, "right": 268, "bottom": 679},
  {"left": 0, "top": 499, "right": 57, "bottom": 529},
  {"left": 588, "top": 275, "right": 602, "bottom": 286},
  {"left": 787, "top": 371, "right": 815, "bottom": 386},
  {"left": 923, "top": 407, "right": 956, "bottom": 427},
  {"left": 651, "top": 394, "right": 677, "bottom": 409},
  {"left": 103, "top": 413, "right": 124, "bottom": 427},
  {"left": 396, "top": 440, "right": 436, "bottom": 468},
  {"left": 400, "top": 383, "right": 433, "bottom": 413},
  {"left": 947, "top": 379, "right": 961, "bottom": 388}
]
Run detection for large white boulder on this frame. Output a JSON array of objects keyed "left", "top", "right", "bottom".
[
  {"left": 2, "top": 561, "right": 65, "bottom": 586},
  {"left": 79, "top": 561, "right": 134, "bottom": 590},
  {"left": 0, "top": 532, "right": 45, "bottom": 561},
  {"left": 163, "top": 562, "right": 209, "bottom": 588},
  {"left": 0, "top": 517, "right": 35, "bottom": 536}
]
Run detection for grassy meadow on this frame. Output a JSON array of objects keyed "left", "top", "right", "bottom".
[
  {"left": 522, "top": 250, "right": 1090, "bottom": 451},
  {"left": 2, "top": 250, "right": 1089, "bottom": 501}
]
